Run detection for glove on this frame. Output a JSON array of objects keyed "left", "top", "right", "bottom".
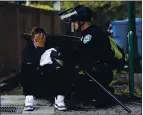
[{"left": 50, "top": 50, "right": 58, "bottom": 59}]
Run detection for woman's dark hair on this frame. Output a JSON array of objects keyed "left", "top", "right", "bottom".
[{"left": 31, "top": 26, "right": 46, "bottom": 38}]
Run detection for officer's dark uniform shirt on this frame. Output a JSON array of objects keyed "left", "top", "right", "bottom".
[{"left": 76, "top": 25, "right": 113, "bottom": 71}]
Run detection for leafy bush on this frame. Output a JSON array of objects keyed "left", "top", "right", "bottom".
[{"left": 25, "top": 3, "right": 55, "bottom": 11}]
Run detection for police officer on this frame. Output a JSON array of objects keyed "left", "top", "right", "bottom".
[{"left": 59, "top": 5, "right": 114, "bottom": 107}]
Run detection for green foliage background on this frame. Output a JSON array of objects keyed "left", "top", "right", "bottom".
[{"left": 26, "top": 1, "right": 141, "bottom": 29}]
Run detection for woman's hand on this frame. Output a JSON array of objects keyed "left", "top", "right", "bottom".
[{"left": 33, "top": 33, "right": 46, "bottom": 48}]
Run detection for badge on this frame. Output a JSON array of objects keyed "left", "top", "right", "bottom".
[{"left": 83, "top": 34, "right": 92, "bottom": 44}]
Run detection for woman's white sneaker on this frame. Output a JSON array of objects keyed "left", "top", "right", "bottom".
[
  {"left": 24, "top": 95, "right": 34, "bottom": 111},
  {"left": 55, "top": 95, "right": 67, "bottom": 111}
]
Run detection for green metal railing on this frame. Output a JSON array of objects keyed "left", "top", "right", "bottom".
[
  {"left": 128, "top": 1, "right": 141, "bottom": 97},
  {"left": 127, "top": 31, "right": 134, "bottom": 98}
]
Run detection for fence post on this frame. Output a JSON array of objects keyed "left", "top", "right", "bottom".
[
  {"left": 127, "top": 31, "right": 134, "bottom": 98},
  {"left": 128, "top": 1, "right": 141, "bottom": 74}
]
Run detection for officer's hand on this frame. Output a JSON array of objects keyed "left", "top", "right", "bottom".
[{"left": 34, "top": 33, "right": 46, "bottom": 48}]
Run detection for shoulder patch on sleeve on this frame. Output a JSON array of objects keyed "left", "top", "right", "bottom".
[{"left": 83, "top": 34, "right": 92, "bottom": 44}]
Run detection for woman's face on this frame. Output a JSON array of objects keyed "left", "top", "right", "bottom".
[{"left": 32, "top": 33, "right": 46, "bottom": 43}]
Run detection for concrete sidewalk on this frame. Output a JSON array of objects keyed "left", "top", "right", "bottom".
[
  {"left": 1, "top": 95, "right": 54, "bottom": 115},
  {"left": 1, "top": 95, "right": 142, "bottom": 115}
]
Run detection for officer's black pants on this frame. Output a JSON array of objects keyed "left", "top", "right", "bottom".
[{"left": 73, "top": 69, "right": 113, "bottom": 102}]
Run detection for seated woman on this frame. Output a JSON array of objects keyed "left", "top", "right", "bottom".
[{"left": 20, "top": 27, "right": 67, "bottom": 111}]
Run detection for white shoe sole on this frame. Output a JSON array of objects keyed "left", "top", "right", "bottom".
[
  {"left": 54, "top": 104, "right": 67, "bottom": 111},
  {"left": 24, "top": 106, "right": 34, "bottom": 111}
]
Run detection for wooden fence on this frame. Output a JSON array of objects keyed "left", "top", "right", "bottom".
[{"left": 0, "top": 2, "right": 67, "bottom": 76}]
